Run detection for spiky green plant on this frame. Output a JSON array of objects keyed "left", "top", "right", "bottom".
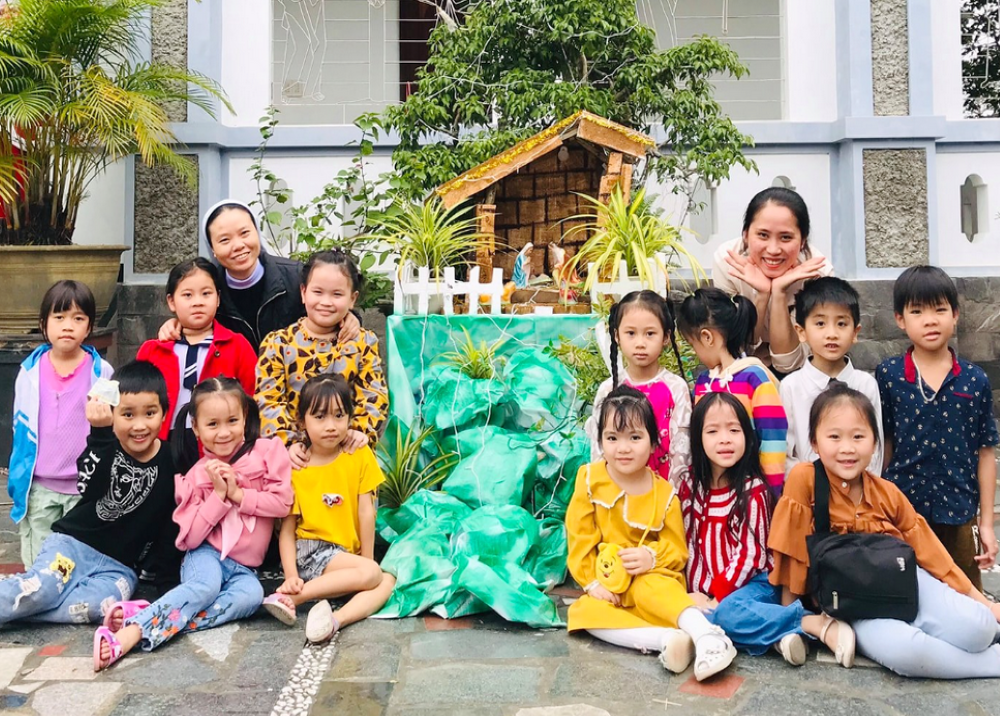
[
  {"left": 0, "top": 0, "right": 230, "bottom": 245},
  {"left": 564, "top": 186, "right": 707, "bottom": 291},
  {"left": 376, "top": 422, "right": 459, "bottom": 510},
  {"left": 438, "top": 328, "right": 506, "bottom": 379},
  {"left": 370, "top": 197, "right": 490, "bottom": 273},
  {"left": 545, "top": 335, "right": 610, "bottom": 406},
  {"left": 546, "top": 330, "right": 700, "bottom": 407}
]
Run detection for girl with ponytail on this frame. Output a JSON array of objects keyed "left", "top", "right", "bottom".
[{"left": 678, "top": 288, "right": 788, "bottom": 496}]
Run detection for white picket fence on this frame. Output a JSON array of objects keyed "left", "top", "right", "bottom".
[
  {"left": 393, "top": 263, "right": 506, "bottom": 315},
  {"left": 588, "top": 252, "right": 670, "bottom": 303},
  {"left": 392, "top": 253, "right": 671, "bottom": 315}
]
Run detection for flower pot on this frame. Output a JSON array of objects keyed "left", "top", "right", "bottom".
[{"left": 0, "top": 245, "right": 128, "bottom": 333}]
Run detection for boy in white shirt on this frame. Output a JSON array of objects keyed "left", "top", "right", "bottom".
[{"left": 780, "top": 276, "right": 883, "bottom": 474}]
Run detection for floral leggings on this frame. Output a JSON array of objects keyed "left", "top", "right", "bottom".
[{"left": 125, "top": 543, "right": 263, "bottom": 651}]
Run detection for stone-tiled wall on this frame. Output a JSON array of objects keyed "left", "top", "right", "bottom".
[
  {"left": 151, "top": 0, "right": 188, "bottom": 123},
  {"left": 133, "top": 158, "right": 200, "bottom": 274},
  {"left": 110, "top": 284, "right": 174, "bottom": 366},
  {"left": 862, "top": 149, "right": 929, "bottom": 268},
  {"left": 869, "top": 0, "right": 910, "bottom": 116}
]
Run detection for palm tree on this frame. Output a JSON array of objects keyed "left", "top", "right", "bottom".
[{"left": 0, "top": 0, "right": 230, "bottom": 245}]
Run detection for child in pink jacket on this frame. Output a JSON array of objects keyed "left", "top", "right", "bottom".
[{"left": 94, "top": 377, "right": 293, "bottom": 670}]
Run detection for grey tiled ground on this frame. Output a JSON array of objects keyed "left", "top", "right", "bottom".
[
  {"left": 3, "top": 466, "right": 1000, "bottom": 715},
  {"left": 311, "top": 576, "right": 1000, "bottom": 716}
]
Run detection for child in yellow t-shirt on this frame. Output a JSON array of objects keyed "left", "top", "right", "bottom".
[{"left": 262, "top": 374, "right": 395, "bottom": 642}]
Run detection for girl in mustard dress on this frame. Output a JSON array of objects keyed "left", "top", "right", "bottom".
[{"left": 566, "top": 385, "right": 737, "bottom": 681}]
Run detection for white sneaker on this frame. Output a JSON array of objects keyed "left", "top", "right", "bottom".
[
  {"left": 658, "top": 628, "right": 695, "bottom": 673},
  {"left": 776, "top": 633, "right": 807, "bottom": 666},
  {"left": 693, "top": 626, "right": 737, "bottom": 681},
  {"left": 305, "top": 600, "right": 339, "bottom": 644}
]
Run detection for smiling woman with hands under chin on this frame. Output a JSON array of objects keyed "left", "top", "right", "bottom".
[{"left": 712, "top": 187, "right": 833, "bottom": 376}]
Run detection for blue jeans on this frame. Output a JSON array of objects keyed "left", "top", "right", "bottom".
[
  {"left": 125, "top": 543, "right": 264, "bottom": 651},
  {"left": 0, "top": 533, "right": 135, "bottom": 626},
  {"left": 854, "top": 567, "right": 1000, "bottom": 679},
  {"left": 706, "top": 573, "right": 806, "bottom": 655}
]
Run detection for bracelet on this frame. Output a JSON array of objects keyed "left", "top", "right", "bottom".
[{"left": 583, "top": 580, "right": 600, "bottom": 594}]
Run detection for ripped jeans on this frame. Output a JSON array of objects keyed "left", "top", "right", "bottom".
[{"left": 0, "top": 533, "right": 136, "bottom": 626}]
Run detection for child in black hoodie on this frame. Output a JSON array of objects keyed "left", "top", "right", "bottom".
[{"left": 0, "top": 361, "right": 176, "bottom": 627}]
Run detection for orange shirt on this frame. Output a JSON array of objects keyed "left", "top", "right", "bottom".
[{"left": 768, "top": 462, "right": 973, "bottom": 597}]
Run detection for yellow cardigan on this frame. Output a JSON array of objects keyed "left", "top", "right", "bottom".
[
  {"left": 255, "top": 319, "right": 388, "bottom": 446},
  {"left": 566, "top": 461, "right": 689, "bottom": 630}
]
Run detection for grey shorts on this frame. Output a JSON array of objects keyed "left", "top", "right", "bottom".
[{"left": 296, "top": 539, "right": 346, "bottom": 582}]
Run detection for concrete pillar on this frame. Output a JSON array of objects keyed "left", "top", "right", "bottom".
[
  {"left": 859, "top": 0, "right": 932, "bottom": 269},
  {"left": 133, "top": 158, "right": 200, "bottom": 274},
  {"left": 151, "top": 0, "right": 189, "bottom": 122},
  {"left": 131, "top": 0, "right": 199, "bottom": 277},
  {"left": 870, "top": 0, "right": 910, "bottom": 116},
  {"left": 862, "top": 148, "right": 929, "bottom": 267}
]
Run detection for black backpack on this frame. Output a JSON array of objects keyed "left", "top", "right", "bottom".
[{"left": 806, "top": 460, "right": 919, "bottom": 622}]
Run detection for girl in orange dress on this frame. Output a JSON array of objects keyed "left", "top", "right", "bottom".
[{"left": 769, "top": 383, "right": 1000, "bottom": 677}]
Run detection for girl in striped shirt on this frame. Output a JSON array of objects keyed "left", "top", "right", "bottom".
[
  {"left": 679, "top": 392, "right": 809, "bottom": 666},
  {"left": 678, "top": 287, "right": 788, "bottom": 496}
]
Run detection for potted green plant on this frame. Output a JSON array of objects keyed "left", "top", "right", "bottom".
[
  {"left": 0, "top": 0, "right": 229, "bottom": 332},
  {"left": 376, "top": 198, "right": 489, "bottom": 273},
  {"left": 565, "top": 186, "right": 707, "bottom": 294},
  {"left": 368, "top": 197, "right": 492, "bottom": 314}
]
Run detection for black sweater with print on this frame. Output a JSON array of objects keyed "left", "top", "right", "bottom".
[{"left": 53, "top": 427, "right": 177, "bottom": 569}]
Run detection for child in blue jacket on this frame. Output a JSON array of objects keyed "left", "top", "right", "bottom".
[{"left": 8, "top": 281, "right": 114, "bottom": 565}]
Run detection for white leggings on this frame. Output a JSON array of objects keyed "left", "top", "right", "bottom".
[
  {"left": 586, "top": 607, "right": 717, "bottom": 654},
  {"left": 586, "top": 627, "right": 669, "bottom": 653},
  {"left": 854, "top": 567, "right": 1000, "bottom": 679}
]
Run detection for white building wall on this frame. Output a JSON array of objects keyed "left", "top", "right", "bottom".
[
  {"left": 221, "top": 0, "right": 271, "bottom": 126},
  {"left": 647, "top": 153, "right": 833, "bottom": 274},
  {"left": 72, "top": 162, "right": 128, "bottom": 247},
  {"left": 227, "top": 153, "right": 395, "bottom": 256},
  {"left": 935, "top": 152, "right": 1000, "bottom": 269},
  {"left": 931, "top": 0, "right": 964, "bottom": 120},
  {"left": 64, "top": 0, "right": 999, "bottom": 281},
  {"left": 782, "top": 0, "right": 837, "bottom": 121}
]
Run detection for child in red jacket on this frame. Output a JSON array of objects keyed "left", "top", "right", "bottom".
[
  {"left": 138, "top": 258, "right": 257, "bottom": 441},
  {"left": 136, "top": 258, "right": 257, "bottom": 586}
]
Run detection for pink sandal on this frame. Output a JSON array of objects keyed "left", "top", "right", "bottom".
[
  {"left": 262, "top": 593, "right": 297, "bottom": 626},
  {"left": 102, "top": 599, "right": 150, "bottom": 629},
  {"left": 93, "top": 627, "right": 125, "bottom": 672}
]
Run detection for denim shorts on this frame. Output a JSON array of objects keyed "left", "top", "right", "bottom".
[{"left": 296, "top": 539, "right": 346, "bottom": 582}]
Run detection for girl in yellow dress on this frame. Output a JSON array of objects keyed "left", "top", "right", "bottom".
[{"left": 566, "top": 385, "right": 737, "bottom": 681}]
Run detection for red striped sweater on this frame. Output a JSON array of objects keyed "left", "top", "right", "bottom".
[{"left": 678, "top": 475, "right": 772, "bottom": 601}]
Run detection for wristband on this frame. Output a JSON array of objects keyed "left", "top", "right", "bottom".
[{"left": 583, "top": 580, "right": 600, "bottom": 594}]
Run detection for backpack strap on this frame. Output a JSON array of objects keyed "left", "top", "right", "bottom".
[{"left": 812, "top": 459, "right": 832, "bottom": 535}]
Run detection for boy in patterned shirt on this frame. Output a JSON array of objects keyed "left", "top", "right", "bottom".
[{"left": 877, "top": 266, "right": 999, "bottom": 590}]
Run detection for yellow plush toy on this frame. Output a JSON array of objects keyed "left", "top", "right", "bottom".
[
  {"left": 596, "top": 542, "right": 632, "bottom": 594},
  {"left": 594, "top": 479, "right": 658, "bottom": 595}
]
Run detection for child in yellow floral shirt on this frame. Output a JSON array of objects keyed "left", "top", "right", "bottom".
[{"left": 254, "top": 250, "right": 388, "bottom": 456}]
